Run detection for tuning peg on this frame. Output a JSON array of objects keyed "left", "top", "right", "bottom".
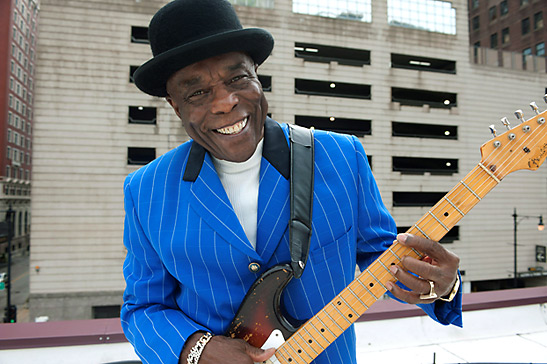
[
  {"left": 530, "top": 102, "right": 540, "bottom": 115},
  {"left": 501, "top": 117, "right": 511, "bottom": 129},
  {"left": 489, "top": 124, "right": 497, "bottom": 137},
  {"left": 515, "top": 109, "right": 524, "bottom": 122}
]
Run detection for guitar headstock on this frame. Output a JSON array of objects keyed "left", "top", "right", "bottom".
[{"left": 480, "top": 98, "right": 547, "bottom": 180}]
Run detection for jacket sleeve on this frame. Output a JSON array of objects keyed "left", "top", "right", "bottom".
[
  {"left": 121, "top": 174, "right": 208, "bottom": 364},
  {"left": 352, "top": 136, "right": 463, "bottom": 328}
]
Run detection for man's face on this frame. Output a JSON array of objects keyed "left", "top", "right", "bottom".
[{"left": 166, "top": 52, "right": 268, "bottom": 162}]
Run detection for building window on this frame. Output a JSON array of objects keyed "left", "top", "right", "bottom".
[
  {"left": 520, "top": 0, "right": 529, "bottom": 6},
  {"left": 295, "top": 79, "right": 371, "bottom": 100},
  {"left": 257, "top": 75, "right": 271, "bottom": 92},
  {"left": 92, "top": 305, "right": 121, "bottom": 319},
  {"left": 295, "top": 115, "right": 371, "bottom": 137},
  {"left": 128, "top": 106, "right": 157, "bottom": 124},
  {"left": 472, "top": 16, "right": 480, "bottom": 31},
  {"left": 295, "top": 42, "right": 370, "bottom": 66},
  {"left": 536, "top": 42, "right": 545, "bottom": 57},
  {"left": 502, "top": 27, "right": 510, "bottom": 45},
  {"left": 127, "top": 147, "right": 156, "bottom": 165},
  {"left": 293, "top": 0, "right": 371, "bottom": 22},
  {"left": 391, "top": 87, "right": 457, "bottom": 109},
  {"left": 490, "top": 32, "right": 498, "bottom": 48},
  {"left": 131, "top": 26, "right": 149, "bottom": 44},
  {"left": 388, "top": 0, "right": 456, "bottom": 35},
  {"left": 522, "top": 47, "right": 532, "bottom": 69},
  {"left": 471, "top": 0, "right": 479, "bottom": 9},
  {"left": 393, "top": 191, "right": 446, "bottom": 207},
  {"left": 499, "top": 0, "right": 508, "bottom": 16},
  {"left": 534, "top": 12, "right": 543, "bottom": 30},
  {"left": 228, "top": 0, "right": 274, "bottom": 8},
  {"left": 488, "top": 6, "right": 497, "bottom": 21},
  {"left": 392, "top": 156, "right": 458, "bottom": 175},
  {"left": 522, "top": 17, "right": 530, "bottom": 35},
  {"left": 391, "top": 54, "right": 456, "bottom": 74}
]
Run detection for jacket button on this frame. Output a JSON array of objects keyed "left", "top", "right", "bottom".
[{"left": 248, "top": 262, "right": 260, "bottom": 273}]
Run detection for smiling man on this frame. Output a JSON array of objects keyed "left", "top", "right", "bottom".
[{"left": 121, "top": 1, "right": 462, "bottom": 364}]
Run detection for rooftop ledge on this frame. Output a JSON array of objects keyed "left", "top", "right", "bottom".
[{"left": 0, "top": 286, "right": 546, "bottom": 350}]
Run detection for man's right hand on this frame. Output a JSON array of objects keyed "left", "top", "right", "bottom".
[{"left": 180, "top": 332, "right": 276, "bottom": 364}]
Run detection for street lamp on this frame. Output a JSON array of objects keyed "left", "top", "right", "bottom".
[{"left": 512, "top": 208, "right": 544, "bottom": 288}]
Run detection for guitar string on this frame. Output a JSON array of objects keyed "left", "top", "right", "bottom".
[{"left": 274, "top": 113, "right": 546, "bottom": 364}]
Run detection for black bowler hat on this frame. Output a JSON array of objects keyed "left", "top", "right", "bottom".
[{"left": 134, "top": 0, "right": 274, "bottom": 97}]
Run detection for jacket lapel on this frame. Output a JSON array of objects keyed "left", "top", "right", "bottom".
[
  {"left": 182, "top": 118, "right": 291, "bottom": 263},
  {"left": 186, "top": 149, "right": 260, "bottom": 259}
]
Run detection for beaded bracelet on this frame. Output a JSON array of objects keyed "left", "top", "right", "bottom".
[{"left": 187, "top": 332, "right": 213, "bottom": 364}]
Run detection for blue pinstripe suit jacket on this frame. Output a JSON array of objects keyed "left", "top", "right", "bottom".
[{"left": 121, "top": 119, "right": 462, "bottom": 364}]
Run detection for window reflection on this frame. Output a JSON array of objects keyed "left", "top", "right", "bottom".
[
  {"left": 388, "top": 0, "right": 456, "bottom": 35},
  {"left": 229, "top": 0, "right": 274, "bottom": 8},
  {"left": 293, "top": 0, "right": 372, "bottom": 22}
]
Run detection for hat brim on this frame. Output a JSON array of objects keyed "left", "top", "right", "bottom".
[{"left": 134, "top": 28, "right": 274, "bottom": 97}]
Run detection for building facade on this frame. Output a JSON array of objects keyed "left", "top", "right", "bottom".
[
  {"left": 469, "top": 0, "right": 546, "bottom": 70},
  {"left": 0, "top": 0, "right": 38, "bottom": 262},
  {"left": 29, "top": 0, "right": 547, "bottom": 321}
]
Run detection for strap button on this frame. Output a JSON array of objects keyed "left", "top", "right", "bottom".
[{"left": 248, "top": 262, "right": 260, "bottom": 273}]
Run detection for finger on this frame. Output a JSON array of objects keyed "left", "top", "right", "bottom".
[
  {"left": 248, "top": 347, "right": 276, "bottom": 363},
  {"left": 397, "top": 233, "right": 460, "bottom": 268},
  {"left": 389, "top": 264, "right": 432, "bottom": 295},
  {"left": 385, "top": 280, "right": 436, "bottom": 305}
]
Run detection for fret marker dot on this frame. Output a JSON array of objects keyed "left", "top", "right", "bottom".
[
  {"left": 321, "top": 328, "right": 325, "bottom": 332},
  {"left": 298, "top": 349, "right": 302, "bottom": 353},
  {"left": 309, "top": 339, "right": 313, "bottom": 343},
  {"left": 369, "top": 283, "right": 374, "bottom": 287},
  {"left": 444, "top": 212, "right": 449, "bottom": 217}
]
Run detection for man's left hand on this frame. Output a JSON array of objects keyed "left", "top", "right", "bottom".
[{"left": 386, "top": 233, "right": 460, "bottom": 304}]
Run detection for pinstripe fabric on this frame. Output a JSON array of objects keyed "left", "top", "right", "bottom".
[{"left": 121, "top": 119, "right": 462, "bottom": 364}]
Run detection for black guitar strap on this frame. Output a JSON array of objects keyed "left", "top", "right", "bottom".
[{"left": 288, "top": 124, "right": 314, "bottom": 279}]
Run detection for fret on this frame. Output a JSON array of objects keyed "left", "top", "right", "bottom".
[
  {"left": 279, "top": 340, "right": 310, "bottom": 364},
  {"left": 369, "top": 271, "right": 388, "bottom": 291},
  {"left": 323, "top": 309, "right": 344, "bottom": 332},
  {"left": 296, "top": 331, "right": 320, "bottom": 355},
  {"left": 347, "top": 286, "right": 369, "bottom": 310},
  {"left": 460, "top": 181, "right": 482, "bottom": 201},
  {"left": 377, "top": 259, "right": 395, "bottom": 280},
  {"left": 339, "top": 295, "right": 359, "bottom": 318},
  {"left": 386, "top": 247, "right": 401, "bottom": 261},
  {"left": 306, "top": 321, "right": 332, "bottom": 346},
  {"left": 311, "top": 316, "right": 336, "bottom": 340},
  {"left": 331, "top": 302, "right": 352, "bottom": 325},
  {"left": 478, "top": 162, "right": 501, "bottom": 183},
  {"left": 443, "top": 196, "right": 465, "bottom": 217},
  {"left": 427, "top": 211, "right": 450, "bottom": 231},
  {"left": 413, "top": 224, "right": 431, "bottom": 240},
  {"left": 300, "top": 327, "right": 325, "bottom": 350},
  {"left": 355, "top": 275, "right": 380, "bottom": 299}
]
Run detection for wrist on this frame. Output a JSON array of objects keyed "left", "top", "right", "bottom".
[
  {"left": 439, "top": 274, "right": 460, "bottom": 302},
  {"left": 186, "top": 332, "right": 213, "bottom": 364}
]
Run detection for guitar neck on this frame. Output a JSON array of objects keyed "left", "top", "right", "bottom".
[{"left": 272, "top": 162, "right": 501, "bottom": 364}]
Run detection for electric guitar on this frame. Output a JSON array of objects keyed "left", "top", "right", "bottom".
[{"left": 226, "top": 101, "right": 547, "bottom": 364}]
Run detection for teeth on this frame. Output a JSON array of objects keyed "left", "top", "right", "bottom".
[{"left": 216, "top": 117, "right": 248, "bottom": 135}]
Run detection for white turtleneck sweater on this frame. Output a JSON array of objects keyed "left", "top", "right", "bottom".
[{"left": 212, "top": 139, "right": 263, "bottom": 249}]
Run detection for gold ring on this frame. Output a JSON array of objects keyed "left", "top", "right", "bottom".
[{"left": 419, "top": 280, "right": 438, "bottom": 300}]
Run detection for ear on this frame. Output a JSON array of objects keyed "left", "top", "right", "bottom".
[{"left": 166, "top": 96, "right": 181, "bottom": 119}]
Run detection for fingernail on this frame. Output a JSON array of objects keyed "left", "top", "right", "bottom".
[
  {"left": 397, "top": 233, "right": 407, "bottom": 244},
  {"left": 386, "top": 281, "right": 394, "bottom": 291},
  {"left": 389, "top": 265, "right": 398, "bottom": 274}
]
